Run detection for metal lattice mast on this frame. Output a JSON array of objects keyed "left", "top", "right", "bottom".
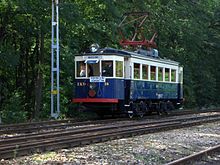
[{"left": 51, "top": 0, "right": 60, "bottom": 118}]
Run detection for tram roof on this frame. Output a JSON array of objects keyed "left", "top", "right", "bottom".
[{"left": 75, "top": 47, "right": 180, "bottom": 65}]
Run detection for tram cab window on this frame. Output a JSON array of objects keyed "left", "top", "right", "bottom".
[
  {"left": 150, "top": 66, "right": 156, "bottom": 80},
  {"left": 171, "top": 69, "right": 176, "bottom": 82},
  {"left": 102, "top": 60, "right": 113, "bottom": 77},
  {"left": 142, "top": 64, "right": 148, "bottom": 80},
  {"left": 76, "top": 61, "right": 86, "bottom": 77},
  {"left": 87, "top": 62, "right": 99, "bottom": 76},
  {"left": 158, "top": 67, "right": 163, "bottom": 81},
  {"left": 134, "top": 63, "right": 140, "bottom": 79},
  {"left": 116, "top": 61, "right": 123, "bottom": 77},
  {"left": 165, "top": 68, "right": 170, "bottom": 81},
  {"left": 87, "top": 64, "right": 94, "bottom": 77}
]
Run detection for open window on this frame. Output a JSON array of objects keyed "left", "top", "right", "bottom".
[
  {"left": 158, "top": 67, "right": 163, "bottom": 81},
  {"left": 171, "top": 69, "right": 176, "bottom": 82},
  {"left": 76, "top": 61, "right": 86, "bottom": 77},
  {"left": 150, "top": 66, "right": 156, "bottom": 80},
  {"left": 102, "top": 60, "right": 113, "bottom": 77},
  {"left": 165, "top": 68, "right": 170, "bottom": 82},
  {"left": 116, "top": 61, "right": 123, "bottom": 77},
  {"left": 87, "top": 62, "right": 100, "bottom": 77},
  {"left": 142, "top": 64, "right": 148, "bottom": 80},
  {"left": 134, "top": 63, "right": 140, "bottom": 79}
]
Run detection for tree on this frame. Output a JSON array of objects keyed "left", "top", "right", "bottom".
[{"left": 0, "top": 0, "right": 220, "bottom": 123}]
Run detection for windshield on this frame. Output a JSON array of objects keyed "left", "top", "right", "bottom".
[
  {"left": 87, "top": 63, "right": 100, "bottom": 76},
  {"left": 76, "top": 59, "right": 123, "bottom": 78},
  {"left": 76, "top": 61, "right": 100, "bottom": 77},
  {"left": 102, "top": 60, "right": 113, "bottom": 77}
]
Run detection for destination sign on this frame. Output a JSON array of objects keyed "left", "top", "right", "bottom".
[
  {"left": 83, "top": 56, "right": 102, "bottom": 60},
  {"left": 90, "top": 76, "right": 106, "bottom": 83}
]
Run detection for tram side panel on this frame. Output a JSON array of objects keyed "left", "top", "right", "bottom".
[{"left": 129, "top": 80, "right": 178, "bottom": 101}]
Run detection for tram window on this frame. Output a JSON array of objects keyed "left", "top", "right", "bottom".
[
  {"left": 134, "top": 63, "right": 140, "bottom": 79},
  {"left": 102, "top": 60, "right": 113, "bottom": 77},
  {"left": 150, "top": 66, "right": 156, "bottom": 80},
  {"left": 171, "top": 69, "right": 176, "bottom": 82},
  {"left": 179, "top": 67, "right": 183, "bottom": 83},
  {"left": 158, "top": 67, "right": 163, "bottom": 81},
  {"left": 76, "top": 61, "right": 86, "bottom": 77},
  {"left": 165, "top": 68, "right": 170, "bottom": 81},
  {"left": 87, "top": 64, "right": 94, "bottom": 77},
  {"left": 87, "top": 62, "right": 100, "bottom": 76},
  {"left": 142, "top": 64, "right": 148, "bottom": 80},
  {"left": 116, "top": 61, "right": 123, "bottom": 77}
]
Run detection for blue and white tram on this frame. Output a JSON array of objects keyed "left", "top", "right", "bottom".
[{"left": 72, "top": 47, "right": 183, "bottom": 117}]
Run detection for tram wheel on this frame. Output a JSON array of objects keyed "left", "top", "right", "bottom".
[
  {"left": 138, "top": 112, "right": 144, "bottom": 118},
  {"left": 127, "top": 101, "right": 134, "bottom": 118},
  {"left": 138, "top": 101, "right": 146, "bottom": 118},
  {"left": 128, "top": 112, "right": 134, "bottom": 118}
]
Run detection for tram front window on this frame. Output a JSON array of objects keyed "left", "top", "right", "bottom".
[
  {"left": 86, "top": 62, "right": 100, "bottom": 77},
  {"left": 102, "top": 61, "right": 113, "bottom": 77},
  {"left": 76, "top": 61, "right": 86, "bottom": 77}
]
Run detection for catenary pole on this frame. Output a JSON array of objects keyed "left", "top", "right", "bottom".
[{"left": 51, "top": 0, "right": 60, "bottom": 119}]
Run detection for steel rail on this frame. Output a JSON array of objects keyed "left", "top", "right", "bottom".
[
  {"left": 0, "top": 120, "right": 181, "bottom": 147},
  {"left": 0, "top": 122, "right": 181, "bottom": 159},
  {"left": 1, "top": 114, "right": 219, "bottom": 144},
  {"left": 1, "top": 110, "right": 219, "bottom": 135},
  {"left": 165, "top": 144, "right": 220, "bottom": 165},
  {"left": 0, "top": 118, "right": 131, "bottom": 134},
  {"left": 0, "top": 115, "right": 219, "bottom": 159},
  {"left": 0, "top": 109, "right": 218, "bottom": 130}
]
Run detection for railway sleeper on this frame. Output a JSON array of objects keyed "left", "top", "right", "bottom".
[{"left": 1, "top": 117, "right": 219, "bottom": 160}]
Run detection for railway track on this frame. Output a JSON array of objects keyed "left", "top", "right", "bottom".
[
  {"left": 0, "top": 109, "right": 219, "bottom": 134},
  {"left": 166, "top": 144, "right": 220, "bottom": 165},
  {"left": 0, "top": 117, "right": 131, "bottom": 134},
  {"left": 0, "top": 113, "right": 219, "bottom": 160}
]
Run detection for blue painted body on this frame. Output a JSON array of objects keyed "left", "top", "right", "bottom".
[
  {"left": 129, "top": 80, "right": 179, "bottom": 100},
  {"left": 75, "top": 78, "right": 182, "bottom": 101},
  {"left": 75, "top": 78, "right": 124, "bottom": 99}
]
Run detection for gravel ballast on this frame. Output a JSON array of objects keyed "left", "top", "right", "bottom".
[{"left": 1, "top": 121, "right": 219, "bottom": 165}]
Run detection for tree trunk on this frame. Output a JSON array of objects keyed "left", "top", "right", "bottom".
[{"left": 34, "top": 28, "right": 44, "bottom": 120}]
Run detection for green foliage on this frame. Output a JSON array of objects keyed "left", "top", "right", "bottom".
[
  {"left": 0, "top": 0, "right": 220, "bottom": 123},
  {"left": 1, "top": 91, "right": 28, "bottom": 124}
]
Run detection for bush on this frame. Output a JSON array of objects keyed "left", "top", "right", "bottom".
[{"left": 1, "top": 92, "right": 28, "bottom": 124}]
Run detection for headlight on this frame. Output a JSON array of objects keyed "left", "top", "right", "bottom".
[{"left": 90, "top": 43, "right": 100, "bottom": 53}]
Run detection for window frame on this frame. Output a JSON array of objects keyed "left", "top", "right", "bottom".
[
  {"left": 150, "top": 65, "right": 156, "bottom": 81},
  {"left": 171, "top": 69, "right": 176, "bottom": 82},
  {"left": 133, "top": 63, "right": 141, "bottom": 79},
  {"left": 165, "top": 68, "right": 170, "bottom": 82},
  {"left": 142, "top": 64, "right": 149, "bottom": 80},
  {"left": 158, "top": 67, "right": 163, "bottom": 82},
  {"left": 115, "top": 60, "right": 123, "bottom": 78},
  {"left": 76, "top": 61, "right": 86, "bottom": 78},
  {"left": 101, "top": 60, "right": 114, "bottom": 77}
]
